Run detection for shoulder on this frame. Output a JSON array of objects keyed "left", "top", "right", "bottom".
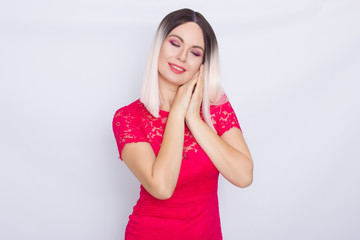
[
  {"left": 113, "top": 99, "right": 148, "bottom": 130},
  {"left": 210, "top": 94, "right": 235, "bottom": 117},
  {"left": 112, "top": 99, "right": 149, "bottom": 160},
  {"left": 113, "top": 99, "right": 144, "bottom": 120},
  {"left": 209, "top": 96, "right": 242, "bottom": 135}
]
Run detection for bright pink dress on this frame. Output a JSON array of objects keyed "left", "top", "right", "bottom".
[{"left": 112, "top": 99, "right": 241, "bottom": 240}]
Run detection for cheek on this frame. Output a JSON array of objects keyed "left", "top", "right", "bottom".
[
  {"left": 158, "top": 43, "right": 169, "bottom": 60},
  {"left": 189, "top": 54, "right": 203, "bottom": 65},
  {"left": 188, "top": 60, "right": 202, "bottom": 73},
  {"left": 160, "top": 44, "right": 175, "bottom": 58},
  {"left": 158, "top": 47, "right": 166, "bottom": 62},
  {"left": 158, "top": 49, "right": 169, "bottom": 70},
  {"left": 186, "top": 66, "right": 201, "bottom": 79}
]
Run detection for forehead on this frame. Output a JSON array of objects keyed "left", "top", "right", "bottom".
[{"left": 167, "top": 22, "right": 205, "bottom": 48}]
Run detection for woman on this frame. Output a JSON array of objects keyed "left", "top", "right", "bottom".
[{"left": 113, "top": 8, "right": 253, "bottom": 239}]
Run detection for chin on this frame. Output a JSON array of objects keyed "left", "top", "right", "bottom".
[
  {"left": 162, "top": 74, "right": 189, "bottom": 86},
  {"left": 173, "top": 77, "right": 191, "bottom": 85}
]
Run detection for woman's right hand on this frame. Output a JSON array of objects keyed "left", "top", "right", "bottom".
[{"left": 170, "top": 71, "right": 200, "bottom": 118}]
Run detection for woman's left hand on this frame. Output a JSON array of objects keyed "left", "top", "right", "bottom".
[{"left": 185, "top": 64, "right": 204, "bottom": 123}]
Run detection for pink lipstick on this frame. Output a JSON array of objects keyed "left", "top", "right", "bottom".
[{"left": 168, "top": 63, "right": 186, "bottom": 74}]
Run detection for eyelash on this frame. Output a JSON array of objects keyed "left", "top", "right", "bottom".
[
  {"left": 192, "top": 51, "right": 201, "bottom": 57},
  {"left": 170, "top": 40, "right": 179, "bottom": 47},
  {"left": 169, "top": 40, "right": 202, "bottom": 57}
]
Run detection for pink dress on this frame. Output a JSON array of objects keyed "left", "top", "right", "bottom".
[{"left": 112, "top": 99, "right": 241, "bottom": 240}]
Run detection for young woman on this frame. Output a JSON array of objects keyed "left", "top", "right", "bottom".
[{"left": 113, "top": 8, "right": 253, "bottom": 239}]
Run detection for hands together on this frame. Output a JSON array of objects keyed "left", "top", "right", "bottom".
[
  {"left": 171, "top": 65, "right": 204, "bottom": 121},
  {"left": 186, "top": 65, "right": 204, "bottom": 121}
]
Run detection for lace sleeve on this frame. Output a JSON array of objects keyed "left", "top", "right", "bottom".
[
  {"left": 216, "top": 101, "right": 242, "bottom": 136},
  {"left": 112, "top": 107, "right": 147, "bottom": 160}
]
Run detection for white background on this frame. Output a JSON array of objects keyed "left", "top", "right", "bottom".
[{"left": 1, "top": 0, "right": 359, "bottom": 239}]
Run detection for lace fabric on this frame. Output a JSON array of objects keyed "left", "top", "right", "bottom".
[
  {"left": 112, "top": 98, "right": 241, "bottom": 160},
  {"left": 112, "top": 98, "right": 241, "bottom": 239}
]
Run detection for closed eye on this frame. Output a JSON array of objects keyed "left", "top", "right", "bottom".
[
  {"left": 170, "top": 40, "right": 180, "bottom": 47},
  {"left": 191, "top": 51, "right": 201, "bottom": 57}
]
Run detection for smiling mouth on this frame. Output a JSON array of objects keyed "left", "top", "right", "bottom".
[
  {"left": 171, "top": 64, "right": 184, "bottom": 71},
  {"left": 168, "top": 63, "right": 186, "bottom": 74}
]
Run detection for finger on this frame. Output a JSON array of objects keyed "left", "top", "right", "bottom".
[
  {"left": 189, "top": 65, "right": 203, "bottom": 92},
  {"left": 200, "top": 64, "right": 204, "bottom": 76},
  {"left": 192, "top": 83, "right": 197, "bottom": 94},
  {"left": 188, "top": 77, "right": 199, "bottom": 95},
  {"left": 196, "top": 65, "right": 204, "bottom": 94},
  {"left": 191, "top": 77, "right": 202, "bottom": 98},
  {"left": 200, "top": 65, "right": 204, "bottom": 82},
  {"left": 192, "top": 71, "right": 200, "bottom": 82},
  {"left": 181, "top": 76, "right": 198, "bottom": 98}
]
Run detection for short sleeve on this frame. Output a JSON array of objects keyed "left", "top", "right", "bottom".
[
  {"left": 215, "top": 101, "right": 242, "bottom": 136},
  {"left": 112, "top": 107, "right": 147, "bottom": 160}
]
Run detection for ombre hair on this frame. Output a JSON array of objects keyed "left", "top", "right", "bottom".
[{"left": 140, "top": 8, "right": 227, "bottom": 131}]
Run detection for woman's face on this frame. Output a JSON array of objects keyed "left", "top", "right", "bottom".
[{"left": 158, "top": 22, "right": 205, "bottom": 87}]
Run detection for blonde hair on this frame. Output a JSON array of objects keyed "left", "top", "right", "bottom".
[{"left": 140, "top": 8, "right": 226, "bottom": 131}]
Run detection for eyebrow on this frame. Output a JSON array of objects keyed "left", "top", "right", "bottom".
[{"left": 168, "top": 34, "right": 204, "bottom": 52}]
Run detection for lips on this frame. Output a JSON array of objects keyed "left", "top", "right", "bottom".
[{"left": 168, "top": 63, "right": 186, "bottom": 74}]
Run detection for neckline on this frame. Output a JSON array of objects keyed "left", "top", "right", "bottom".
[
  {"left": 136, "top": 99, "right": 172, "bottom": 117},
  {"left": 159, "top": 108, "right": 169, "bottom": 116}
]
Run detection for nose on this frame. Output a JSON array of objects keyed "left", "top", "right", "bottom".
[{"left": 177, "top": 48, "right": 187, "bottom": 62}]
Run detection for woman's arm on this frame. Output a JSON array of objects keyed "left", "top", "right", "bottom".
[
  {"left": 185, "top": 69, "right": 253, "bottom": 188},
  {"left": 121, "top": 76, "right": 199, "bottom": 200},
  {"left": 186, "top": 117, "right": 253, "bottom": 188}
]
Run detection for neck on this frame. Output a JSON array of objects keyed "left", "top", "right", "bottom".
[{"left": 158, "top": 76, "right": 180, "bottom": 112}]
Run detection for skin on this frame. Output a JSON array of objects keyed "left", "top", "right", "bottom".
[{"left": 122, "top": 22, "right": 253, "bottom": 200}]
